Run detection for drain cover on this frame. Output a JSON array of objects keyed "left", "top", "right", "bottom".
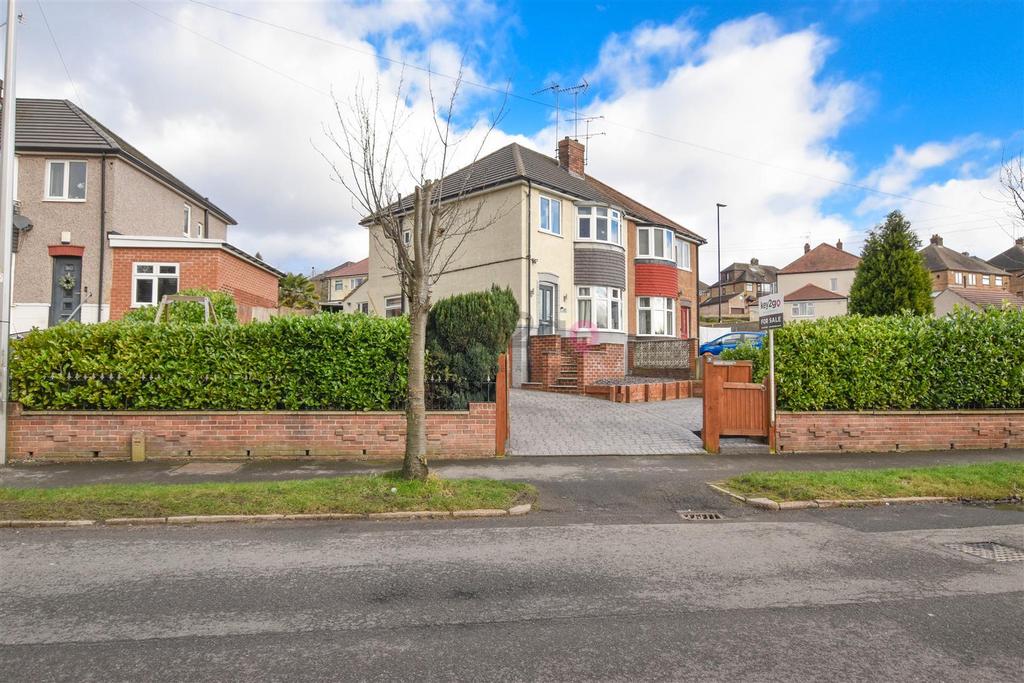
[
  {"left": 944, "top": 541, "right": 1024, "bottom": 562},
  {"left": 678, "top": 511, "right": 724, "bottom": 521}
]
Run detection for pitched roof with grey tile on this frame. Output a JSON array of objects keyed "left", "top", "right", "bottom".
[
  {"left": 12, "top": 98, "right": 235, "bottom": 224},
  {"left": 988, "top": 239, "right": 1024, "bottom": 273},
  {"left": 779, "top": 243, "right": 860, "bottom": 275},
  {"left": 783, "top": 283, "right": 847, "bottom": 302},
  {"left": 938, "top": 287, "right": 1024, "bottom": 310},
  {"left": 919, "top": 242, "right": 1007, "bottom": 275},
  {"left": 366, "top": 142, "right": 705, "bottom": 243},
  {"left": 721, "top": 260, "right": 779, "bottom": 283}
]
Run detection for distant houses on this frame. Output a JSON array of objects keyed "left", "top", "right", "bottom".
[{"left": 776, "top": 241, "right": 860, "bottom": 322}]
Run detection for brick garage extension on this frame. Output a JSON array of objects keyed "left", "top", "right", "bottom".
[
  {"left": 776, "top": 410, "right": 1024, "bottom": 453},
  {"left": 6, "top": 402, "right": 497, "bottom": 462},
  {"left": 108, "top": 244, "right": 279, "bottom": 323}
]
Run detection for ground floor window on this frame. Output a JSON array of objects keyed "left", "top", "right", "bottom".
[
  {"left": 357, "top": 302, "right": 369, "bottom": 314},
  {"left": 385, "top": 295, "right": 403, "bottom": 317},
  {"left": 791, "top": 302, "right": 815, "bottom": 317},
  {"left": 132, "top": 263, "right": 178, "bottom": 306},
  {"left": 577, "top": 286, "right": 622, "bottom": 331},
  {"left": 638, "top": 296, "right": 674, "bottom": 336}
]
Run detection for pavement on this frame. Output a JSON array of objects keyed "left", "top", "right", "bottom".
[
  {"left": 2, "top": 451, "right": 1023, "bottom": 680},
  {"left": 510, "top": 388, "right": 709, "bottom": 455}
]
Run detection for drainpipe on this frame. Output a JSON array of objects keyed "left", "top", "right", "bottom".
[
  {"left": 204, "top": 207, "right": 209, "bottom": 239},
  {"left": 96, "top": 154, "right": 107, "bottom": 322},
  {"left": 525, "top": 179, "right": 533, "bottom": 382}
]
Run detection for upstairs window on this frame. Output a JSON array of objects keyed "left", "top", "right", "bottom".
[
  {"left": 183, "top": 205, "right": 192, "bottom": 237},
  {"left": 576, "top": 206, "right": 621, "bottom": 245},
  {"left": 996, "top": 276, "right": 1004, "bottom": 287},
  {"left": 955, "top": 272, "right": 964, "bottom": 285},
  {"left": 195, "top": 222, "right": 204, "bottom": 239},
  {"left": 968, "top": 273, "right": 977, "bottom": 286},
  {"left": 132, "top": 263, "right": 179, "bottom": 307},
  {"left": 675, "top": 241, "right": 691, "bottom": 270},
  {"left": 982, "top": 275, "right": 991, "bottom": 286},
  {"left": 352, "top": 277, "right": 366, "bottom": 288},
  {"left": 385, "top": 295, "right": 403, "bottom": 318},
  {"left": 539, "top": 196, "right": 561, "bottom": 235},
  {"left": 829, "top": 277, "right": 838, "bottom": 291},
  {"left": 46, "top": 160, "right": 87, "bottom": 200},
  {"left": 334, "top": 280, "right": 345, "bottom": 291},
  {"left": 637, "top": 226, "right": 675, "bottom": 261}
]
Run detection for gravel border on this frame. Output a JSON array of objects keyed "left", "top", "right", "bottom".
[
  {"left": 707, "top": 483, "right": 955, "bottom": 510},
  {"left": 0, "top": 504, "right": 533, "bottom": 528}
]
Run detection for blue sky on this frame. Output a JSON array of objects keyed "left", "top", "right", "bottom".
[{"left": 12, "top": 0, "right": 1024, "bottom": 279}]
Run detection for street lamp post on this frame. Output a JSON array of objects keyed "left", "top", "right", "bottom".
[{"left": 716, "top": 203, "right": 726, "bottom": 324}]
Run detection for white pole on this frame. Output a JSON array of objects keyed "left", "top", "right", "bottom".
[{"left": 0, "top": 0, "right": 17, "bottom": 466}]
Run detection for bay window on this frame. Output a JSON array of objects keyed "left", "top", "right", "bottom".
[
  {"left": 577, "top": 206, "right": 621, "bottom": 245},
  {"left": 577, "top": 286, "right": 622, "bottom": 331},
  {"left": 132, "top": 263, "right": 179, "bottom": 307},
  {"left": 637, "top": 226, "right": 675, "bottom": 261},
  {"left": 637, "top": 296, "right": 675, "bottom": 336}
]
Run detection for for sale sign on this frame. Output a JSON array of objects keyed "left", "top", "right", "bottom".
[{"left": 757, "top": 293, "right": 784, "bottom": 330}]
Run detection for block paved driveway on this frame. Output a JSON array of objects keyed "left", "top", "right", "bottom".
[{"left": 509, "top": 388, "right": 707, "bottom": 455}]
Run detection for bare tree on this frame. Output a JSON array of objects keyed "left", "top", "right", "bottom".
[
  {"left": 320, "top": 71, "right": 507, "bottom": 480},
  {"left": 999, "top": 152, "right": 1024, "bottom": 236}
]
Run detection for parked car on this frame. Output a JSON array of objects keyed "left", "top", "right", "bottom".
[{"left": 699, "top": 331, "right": 765, "bottom": 356}]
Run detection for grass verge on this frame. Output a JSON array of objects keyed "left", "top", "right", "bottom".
[
  {"left": 724, "top": 462, "right": 1024, "bottom": 502},
  {"left": 0, "top": 473, "right": 537, "bottom": 521}
]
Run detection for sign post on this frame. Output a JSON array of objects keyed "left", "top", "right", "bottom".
[{"left": 757, "top": 293, "right": 784, "bottom": 453}]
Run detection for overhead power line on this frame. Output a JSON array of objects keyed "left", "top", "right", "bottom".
[
  {"left": 141, "top": 1, "right": 1006, "bottom": 222},
  {"left": 35, "top": 0, "right": 83, "bottom": 106}
]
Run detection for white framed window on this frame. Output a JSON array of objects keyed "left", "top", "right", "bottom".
[
  {"left": 674, "top": 241, "right": 691, "bottom": 270},
  {"left": 637, "top": 226, "right": 675, "bottom": 261},
  {"left": 982, "top": 275, "right": 990, "bottom": 286},
  {"left": 791, "top": 302, "right": 815, "bottom": 318},
  {"left": 182, "top": 205, "right": 192, "bottom": 237},
  {"left": 996, "top": 276, "right": 1004, "bottom": 287},
  {"left": 539, "top": 196, "right": 561, "bottom": 235},
  {"left": 968, "top": 273, "right": 977, "bottom": 286},
  {"left": 637, "top": 296, "right": 675, "bottom": 336},
  {"left": 195, "top": 222, "right": 204, "bottom": 239},
  {"left": 829, "top": 277, "right": 838, "bottom": 291},
  {"left": 385, "top": 295, "right": 403, "bottom": 318},
  {"left": 357, "top": 302, "right": 369, "bottom": 314},
  {"left": 955, "top": 272, "right": 964, "bottom": 285},
  {"left": 402, "top": 230, "right": 411, "bottom": 246},
  {"left": 745, "top": 283, "right": 753, "bottom": 292},
  {"left": 576, "top": 206, "right": 621, "bottom": 245},
  {"left": 352, "top": 277, "right": 365, "bottom": 288},
  {"left": 45, "top": 160, "right": 87, "bottom": 200},
  {"left": 132, "top": 263, "right": 179, "bottom": 307},
  {"left": 577, "top": 286, "right": 622, "bottom": 331},
  {"left": 760, "top": 282, "right": 773, "bottom": 293},
  {"left": 334, "top": 280, "right": 344, "bottom": 291}
]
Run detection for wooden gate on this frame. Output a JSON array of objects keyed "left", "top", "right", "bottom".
[{"left": 701, "top": 355, "right": 769, "bottom": 453}]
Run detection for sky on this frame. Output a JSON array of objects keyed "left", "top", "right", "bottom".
[{"left": 8, "top": 0, "right": 1023, "bottom": 282}]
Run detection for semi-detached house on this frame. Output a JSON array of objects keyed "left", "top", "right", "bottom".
[
  {"left": 9, "top": 98, "right": 281, "bottom": 332},
  {"left": 363, "top": 138, "right": 706, "bottom": 386}
]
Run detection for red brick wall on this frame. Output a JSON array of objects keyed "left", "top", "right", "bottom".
[
  {"left": 6, "top": 402, "right": 497, "bottom": 461},
  {"left": 776, "top": 410, "right": 1024, "bottom": 453},
  {"left": 578, "top": 343, "right": 625, "bottom": 386},
  {"left": 527, "top": 335, "right": 561, "bottom": 384},
  {"left": 109, "top": 247, "right": 278, "bottom": 323}
]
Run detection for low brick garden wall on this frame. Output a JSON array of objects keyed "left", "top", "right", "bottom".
[
  {"left": 7, "top": 402, "right": 497, "bottom": 462},
  {"left": 776, "top": 410, "right": 1024, "bottom": 453}
]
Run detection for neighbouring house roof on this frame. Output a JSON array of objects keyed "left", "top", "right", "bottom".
[
  {"left": 950, "top": 288, "right": 1024, "bottom": 310},
  {"left": 779, "top": 243, "right": 860, "bottom": 275},
  {"left": 12, "top": 98, "right": 236, "bottom": 224},
  {"left": 699, "top": 292, "right": 746, "bottom": 307},
  {"left": 314, "top": 258, "right": 369, "bottom": 280},
  {"left": 106, "top": 234, "right": 284, "bottom": 277},
  {"left": 721, "top": 260, "right": 779, "bottom": 284},
  {"left": 698, "top": 280, "right": 710, "bottom": 290},
  {"left": 784, "top": 283, "right": 846, "bottom": 302},
  {"left": 362, "top": 142, "right": 706, "bottom": 244},
  {"left": 988, "top": 239, "right": 1024, "bottom": 273},
  {"left": 919, "top": 242, "right": 1007, "bottom": 275}
]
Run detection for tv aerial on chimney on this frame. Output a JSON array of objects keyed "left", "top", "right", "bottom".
[
  {"left": 534, "top": 79, "right": 589, "bottom": 154},
  {"left": 567, "top": 115, "right": 605, "bottom": 165}
]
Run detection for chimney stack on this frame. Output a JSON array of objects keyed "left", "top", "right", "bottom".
[
  {"left": 750, "top": 257, "right": 759, "bottom": 265},
  {"left": 1016, "top": 237, "right": 1024, "bottom": 246},
  {"left": 803, "top": 243, "right": 811, "bottom": 254},
  {"left": 557, "top": 137, "right": 585, "bottom": 176},
  {"left": 930, "top": 234, "right": 943, "bottom": 246},
  {"left": 836, "top": 239, "right": 843, "bottom": 251}
]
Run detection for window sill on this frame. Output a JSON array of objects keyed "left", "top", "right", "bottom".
[
  {"left": 43, "top": 198, "right": 87, "bottom": 203},
  {"left": 636, "top": 256, "right": 676, "bottom": 264},
  {"left": 538, "top": 229, "right": 563, "bottom": 238},
  {"left": 575, "top": 238, "right": 623, "bottom": 248}
]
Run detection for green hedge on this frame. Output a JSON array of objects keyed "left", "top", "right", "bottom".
[
  {"left": 10, "top": 314, "right": 409, "bottom": 411},
  {"left": 773, "top": 308, "right": 1024, "bottom": 411},
  {"left": 720, "top": 342, "right": 768, "bottom": 382}
]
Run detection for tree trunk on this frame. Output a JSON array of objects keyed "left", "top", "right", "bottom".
[{"left": 402, "top": 300, "right": 429, "bottom": 480}]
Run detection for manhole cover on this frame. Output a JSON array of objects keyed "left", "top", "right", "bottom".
[
  {"left": 678, "top": 511, "right": 724, "bottom": 521},
  {"left": 944, "top": 541, "right": 1024, "bottom": 562}
]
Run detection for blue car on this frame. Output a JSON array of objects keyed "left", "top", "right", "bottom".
[{"left": 699, "top": 331, "right": 765, "bottom": 356}]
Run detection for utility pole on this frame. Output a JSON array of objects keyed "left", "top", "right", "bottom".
[
  {"left": 716, "top": 203, "right": 726, "bottom": 324},
  {"left": 0, "top": 0, "right": 17, "bottom": 466}
]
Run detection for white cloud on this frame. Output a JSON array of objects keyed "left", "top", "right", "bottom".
[
  {"left": 588, "top": 18, "right": 698, "bottom": 90},
  {"left": 861, "top": 135, "right": 991, "bottom": 196}
]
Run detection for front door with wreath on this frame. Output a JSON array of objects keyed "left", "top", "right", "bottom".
[{"left": 49, "top": 256, "right": 83, "bottom": 326}]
